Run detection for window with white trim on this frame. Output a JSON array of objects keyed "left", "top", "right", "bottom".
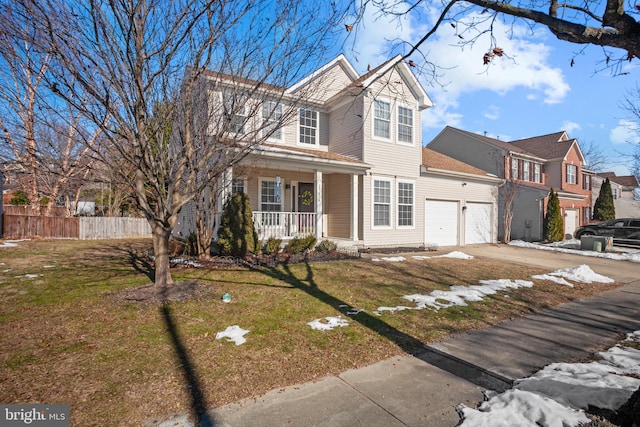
[
  {"left": 397, "top": 106, "right": 413, "bottom": 144},
  {"left": 262, "top": 101, "right": 283, "bottom": 141},
  {"left": 397, "top": 181, "right": 414, "bottom": 227},
  {"left": 223, "top": 90, "right": 247, "bottom": 135},
  {"left": 232, "top": 178, "right": 246, "bottom": 195},
  {"left": 534, "top": 163, "right": 541, "bottom": 183},
  {"left": 582, "top": 173, "right": 591, "bottom": 190},
  {"left": 373, "top": 179, "right": 391, "bottom": 227},
  {"left": 260, "top": 179, "right": 282, "bottom": 225},
  {"left": 373, "top": 99, "right": 391, "bottom": 139},
  {"left": 299, "top": 109, "right": 318, "bottom": 145},
  {"left": 522, "top": 161, "right": 530, "bottom": 181},
  {"left": 510, "top": 158, "right": 519, "bottom": 180},
  {"left": 566, "top": 164, "right": 577, "bottom": 184}
]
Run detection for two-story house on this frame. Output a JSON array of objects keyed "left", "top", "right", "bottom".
[
  {"left": 593, "top": 172, "right": 640, "bottom": 218},
  {"left": 174, "top": 56, "right": 502, "bottom": 249},
  {"left": 427, "top": 126, "right": 593, "bottom": 241}
]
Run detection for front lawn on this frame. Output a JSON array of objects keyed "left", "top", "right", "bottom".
[{"left": 0, "top": 239, "right": 621, "bottom": 426}]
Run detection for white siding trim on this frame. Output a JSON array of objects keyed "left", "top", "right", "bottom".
[
  {"left": 396, "top": 179, "right": 415, "bottom": 229},
  {"left": 371, "top": 177, "right": 393, "bottom": 229}
]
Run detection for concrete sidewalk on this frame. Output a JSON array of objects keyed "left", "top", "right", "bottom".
[{"left": 148, "top": 245, "right": 640, "bottom": 427}]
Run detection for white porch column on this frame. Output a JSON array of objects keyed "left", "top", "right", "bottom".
[
  {"left": 314, "top": 170, "right": 323, "bottom": 241},
  {"left": 350, "top": 173, "right": 359, "bottom": 241},
  {"left": 213, "top": 167, "right": 233, "bottom": 239}
]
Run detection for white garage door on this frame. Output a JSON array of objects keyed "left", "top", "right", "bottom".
[
  {"left": 464, "top": 202, "right": 492, "bottom": 244},
  {"left": 425, "top": 200, "right": 458, "bottom": 246}
]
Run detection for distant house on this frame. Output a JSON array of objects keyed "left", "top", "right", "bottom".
[
  {"left": 593, "top": 172, "right": 640, "bottom": 218},
  {"left": 175, "top": 55, "right": 501, "bottom": 249},
  {"left": 427, "top": 126, "right": 594, "bottom": 241}
]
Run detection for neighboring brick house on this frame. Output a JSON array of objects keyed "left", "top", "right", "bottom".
[
  {"left": 175, "top": 55, "right": 501, "bottom": 248},
  {"left": 593, "top": 172, "right": 640, "bottom": 218},
  {"left": 427, "top": 126, "right": 594, "bottom": 241}
]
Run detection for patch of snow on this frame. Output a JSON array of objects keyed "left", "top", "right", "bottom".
[
  {"left": 0, "top": 241, "right": 18, "bottom": 248},
  {"left": 626, "top": 330, "right": 640, "bottom": 342},
  {"left": 411, "top": 255, "right": 431, "bottom": 260},
  {"left": 339, "top": 305, "right": 364, "bottom": 316},
  {"left": 371, "top": 256, "right": 406, "bottom": 262},
  {"left": 509, "top": 240, "right": 640, "bottom": 263},
  {"left": 457, "top": 388, "right": 590, "bottom": 427},
  {"left": 215, "top": 325, "right": 249, "bottom": 346},
  {"left": 377, "top": 279, "right": 534, "bottom": 313},
  {"left": 14, "top": 274, "right": 41, "bottom": 279},
  {"left": 436, "top": 251, "right": 474, "bottom": 260},
  {"left": 307, "top": 316, "right": 349, "bottom": 330},
  {"left": 457, "top": 330, "right": 640, "bottom": 426},
  {"left": 43, "top": 265, "right": 56, "bottom": 269},
  {"left": 531, "top": 274, "right": 574, "bottom": 287},
  {"left": 547, "top": 264, "right": 614, "bottom": 284}
]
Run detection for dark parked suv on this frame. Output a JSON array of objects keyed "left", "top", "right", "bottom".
[{"left": 574, "top": 218, "right": 640, "bottom": 246}]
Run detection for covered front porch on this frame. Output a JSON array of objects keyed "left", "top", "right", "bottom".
[{"left": 221, "top": 144, "right": 370, "bottom": 244}]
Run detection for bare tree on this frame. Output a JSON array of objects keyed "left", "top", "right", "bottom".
[
  {"left": 580, "top": 139, "right": 608, "bottom": 172},
  {"left": 19, "top": 0, "right": 343, "bottom": 287},
  {"left": 0, "top": 4, "right": 103, "bottom": 215},
  {"left": 353, "top": 0, "right": 640, "bottom": 74}
]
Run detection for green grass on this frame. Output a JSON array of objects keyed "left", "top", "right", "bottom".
[{"left": 0, "top": 238, "right": 622, "bottom": 426}]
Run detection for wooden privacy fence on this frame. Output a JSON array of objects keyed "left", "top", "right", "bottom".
[{"left": 2, "top": 215, "right": 151, "bottom": 240}]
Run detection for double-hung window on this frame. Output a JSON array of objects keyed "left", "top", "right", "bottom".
[
  {"left": 522, "top": 161, "right": 530, "bottom": 181},
  {"left": 224, "top": 90, "right": 247, "bottom": 135},
  {"left": 582, "top": 173, "right": 591, "bottom": 190},
  {"left": 263, "top": 101, "right": 283, "bottom": 141},
  {"left": 397, "top": 106, "right": 413, "bottom": 144},
  {"left": 533, "top": 163, "right": 541, "bottom": 183},
  {"left": 373, "top": 179, "right": 391, "bottom": 227},
  {"left": 566, "top": 164, "right": 577, "bottom": 184},
  {"left": 397, "top": 181, "right": 414, "bottom": 227},
  {"left": 232, "top": 178, "right": 246, "bottom": 195},
  {"left": 510, "top": 158, "right": 519, "bottom": 180},
  {"left": 373, "top": 99, "right": 391, "bottom": 139},
  {"left": 299, "top": 109, "right": 318, "bottom": 145},
  {"left": 260, "top": 179, "right": 282, "bottom": 225}
]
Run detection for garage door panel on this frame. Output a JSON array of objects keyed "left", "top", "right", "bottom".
[
  {"left": 465, "top": 203, "right": 492, "bottom": 244},
  {"left": 425, "top": 200, "right": 458, "bottom": 246}
]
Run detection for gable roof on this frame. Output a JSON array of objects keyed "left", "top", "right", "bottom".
[
  {"left": 436, "top": 126, "right": 535, "bottom": 157},
  {"left": 286, "top": 54, "right": 359, "bottom": 95},
  {"left": 509, "top": 131, "right": 584, "bottom": 162},
  {"left": 598, "top": 172, "right": 640, "bottom": 188},
  {"left": 422, "top": 148, "right": 495, "bottom": 177}
]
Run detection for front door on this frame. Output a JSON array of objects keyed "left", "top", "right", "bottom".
[{"left": 297, "top": 183, "right": 314, "bottom": 234}]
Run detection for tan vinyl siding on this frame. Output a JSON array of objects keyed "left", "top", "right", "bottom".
[
  {"left": 427, "top": 128, "right": 503, "bottom": 176},
  {"left": 325, "top": 174, "right": 351, "bottom": 239},
  {"left": 309, "top": 63, "right": 357, "bottom": 102},
  {"left": 328, "top": 97, "right": 364, "bottom": 160},
  {"left": 243, "top": 169, "right": 315, "bottom": 213}
]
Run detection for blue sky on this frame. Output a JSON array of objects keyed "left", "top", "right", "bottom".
[{"left": 337, "top": 4, "right": 639, "bottom": 175}]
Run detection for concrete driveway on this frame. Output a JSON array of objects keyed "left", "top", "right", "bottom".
[{"left": 461, "top": 243, "right": 640, "bottom": 283}]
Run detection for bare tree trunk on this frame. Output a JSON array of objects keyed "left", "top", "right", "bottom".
[{"left": 152, "top": 224, "right": 174, "bottom": 288}]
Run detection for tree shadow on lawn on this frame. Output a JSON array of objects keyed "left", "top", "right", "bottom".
[{"left": 254, "top": 258, "right": 514, "bottom": 392}]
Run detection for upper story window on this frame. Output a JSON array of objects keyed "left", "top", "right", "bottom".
[
  {"left": 397, "top": 106, "right": 413, "bottom": 144},
  {"left": 533, "top": 163, "right": 541, "bottom": 183},
  {"left": 373, "top": 99, "right": 391, "bottom": 140},
  {"left": 232, "top": 178, "right": 246, "bottom": 195},
  {"left": 397, "top": 181, "right": 414, "bottom": 227},
  {"left": 522, "top": 161, "right": 530, "bottom": 181},
  {"left": 262, "top": 101, "right": 283, "bottom": 141},
  {"left": 373, "top": 179, "right": 391, "bottom": 227},
  {"left": 510, "top": 158, "right": 519, "bottom": 180},
  {"left": 223, "top": 90, "right": 247, "bottom": 135},
  {"left": 613, "top": 187, "right": 618, "bottom": 199},
  {"left": 299, "top": 108, "right": 318, "bottom": 145},
  {"left": 566, "top": 164, "right": 577, "bottom": 184},
  {"left": 582, "top": 173, "right": 591, "bottom": 190}
]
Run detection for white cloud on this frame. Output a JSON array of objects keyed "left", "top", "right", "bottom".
[
  {"left": 483, "top": 105, "right": 500, "bottom": 120},
  {"left": 610, "top": 119, "right": 640, "bottom": 145},
  {"left": 347, "top": 6, "right": 571, "bottom": 135},
  {"left": 561, "top": 121, "right": 581, "bottom": 133}
]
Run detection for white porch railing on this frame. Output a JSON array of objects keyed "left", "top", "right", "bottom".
[{"left": 253, "top": 211, "right": 316, "bottom": 240}]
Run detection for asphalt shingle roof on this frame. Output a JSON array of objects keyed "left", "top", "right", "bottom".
[{"left": 422, "top": 148, "right": 491, "bottom": 177}]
